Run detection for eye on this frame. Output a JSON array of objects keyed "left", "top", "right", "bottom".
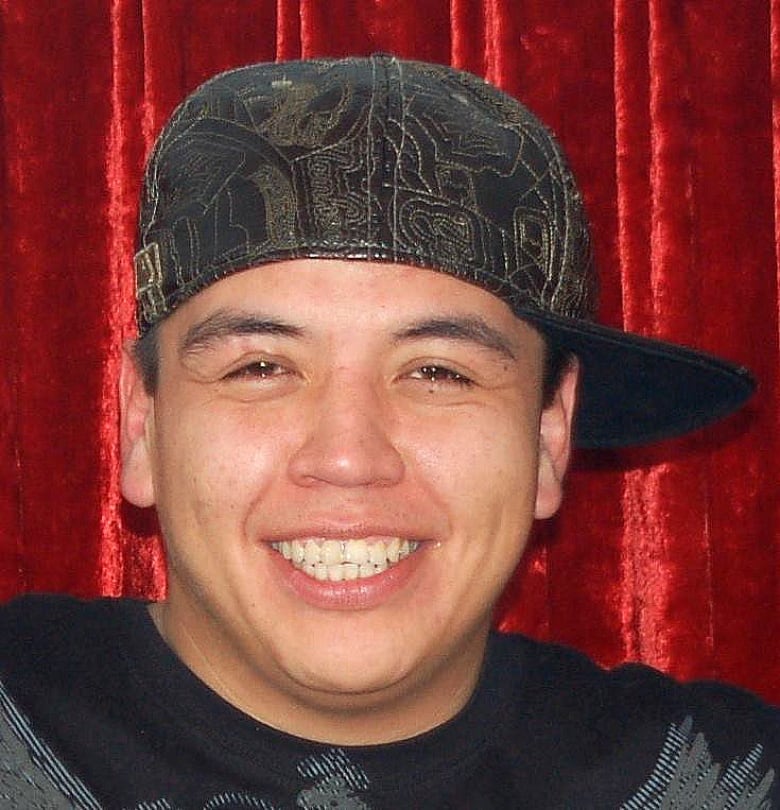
[
  {"left": 411, "top": 365, "right": 473, "bottom": 387},
  {"left": 223, "top": 359, "right": 287, "bottom": 381}
]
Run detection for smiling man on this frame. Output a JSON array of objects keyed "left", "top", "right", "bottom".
[
  {"left": 0, "top": 55, "right": 777, "bottom": 808},
  {"left": 122, "top": 257, "right": 570, "bottom": 748}
]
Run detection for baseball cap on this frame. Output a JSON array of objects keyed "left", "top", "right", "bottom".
[{"left": 134, "top": 54, "right": 754, "bottom": 448}]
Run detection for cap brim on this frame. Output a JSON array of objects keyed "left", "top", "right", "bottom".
[{"left": 519, "top": 310, "right": 756, "bottom": 449}]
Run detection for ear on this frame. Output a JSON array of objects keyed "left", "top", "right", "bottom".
[
  {"left": 534, "top": 360, "right": 579, "bottom": 519},
  {"left": 119, "top": 342, "right": 156, "bottom": 508}
]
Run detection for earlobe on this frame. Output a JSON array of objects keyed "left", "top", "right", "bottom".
[
  {"left": 119, "top": 343, "right": 157, "bottom": 508},
  {"left": 534, "top": 360, "right": 579, "bottom": 519}
]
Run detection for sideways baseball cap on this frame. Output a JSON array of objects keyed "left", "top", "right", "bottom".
[{"left": 134, "top": 54, "right": 754, "bottom": 448}]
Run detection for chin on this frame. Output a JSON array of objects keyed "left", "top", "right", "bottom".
[{"left": 276, "top": 627, "right": 422, "bottom": 697}]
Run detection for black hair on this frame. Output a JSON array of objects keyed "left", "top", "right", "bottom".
[
  {"left": 132, "top": 324, "right": 160, "bottom": 394},
  {"left": 541, "top": 341, "right": 575, "bottom": 407}
]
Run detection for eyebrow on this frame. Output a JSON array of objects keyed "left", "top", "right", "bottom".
[
  {"left": 180, "top": 310, "right": 517, "bottom": 361},
  {"left": 180, "top": 310, "right": 306, "bottom": 355},
  {"left": 392, "top": 316, "right": 517, "bottom": 360}
]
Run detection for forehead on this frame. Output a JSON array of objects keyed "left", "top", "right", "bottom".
[{"left": 162, "top": 258, "right": 536, "bottom": 345}]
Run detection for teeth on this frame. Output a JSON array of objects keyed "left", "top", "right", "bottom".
[
  {"left": 387, "top": 538, "right": 400, "bottom": 563},
  {"left": 346, "top": 539, "right": 368, "bottom": 565},
  {"left": 369, "top": 542, "right": 386, "bottom": 565},
  {"left": 304, "top": 541, "right": 319, "bottom": 566},
  {"left": 343, "top": 563, "right": 359, "bottom": 580},
  {"left": 321, "top": 540, "right": 341, "bottom": 566},
  {"left": 271, "top": 538, "right": 420, "bottom": 581}
]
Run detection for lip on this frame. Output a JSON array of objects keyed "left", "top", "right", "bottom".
[
  {"left": 265, "top": 536, "right": 426, "bottom": 611},
  {"left": 260, "top": 521, "right": 431, "bottom": 543}
]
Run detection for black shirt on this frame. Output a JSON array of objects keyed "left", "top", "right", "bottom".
[{"left": 0, "top": 594, "right": 776, "bottom": 808}]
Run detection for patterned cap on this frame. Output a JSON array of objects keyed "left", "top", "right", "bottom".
[{"left": 135, "top": 55, "right": 753, "bottom": 447}]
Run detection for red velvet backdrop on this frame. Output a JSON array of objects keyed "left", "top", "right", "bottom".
[{"left": 1, "top": 0, "right": 778, "bottom": 701}]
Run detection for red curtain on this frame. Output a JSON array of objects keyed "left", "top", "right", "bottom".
[{"left": 1, "top": 0, "right": 778, "bottom": 701}]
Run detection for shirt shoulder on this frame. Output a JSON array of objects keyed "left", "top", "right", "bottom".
[
  {"left": 489, "top": 631, "right": 779, "bottom": 808},
  {"left": 0, "top": 595, "right": 129, "bottom": 807},
  {"left": 0, "top": 593, "right": 139, "bottom": 681},
  {"left": 0, "top": 674, "right": 102, "bottom": 808}
]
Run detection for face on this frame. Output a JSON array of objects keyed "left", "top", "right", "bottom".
[{"left": 121, "top": 259, "right": 576, "bottom": 742}]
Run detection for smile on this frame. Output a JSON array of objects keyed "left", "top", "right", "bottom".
[{"left": 270, "top": 538, "right": 420, "bottom": 582}]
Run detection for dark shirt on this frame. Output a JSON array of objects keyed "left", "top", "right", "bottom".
[{"left": 0, "top": 595, "right": 776, "bottom": 808}]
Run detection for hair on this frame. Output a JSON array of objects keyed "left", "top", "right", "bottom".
[
  {"left": 133, "top": 324, "right": 160, "bottom": 394},
  {"left": 132, "top": 322, "right": 574, "bottom": 406},
  {"left": 541, "top": 342, "right": 575, "bottom": 407}
]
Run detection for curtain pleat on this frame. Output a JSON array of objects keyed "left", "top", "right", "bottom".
[
  {"left": 0, "top": 0, "right": 25, "bottom": 593},
  {"left": 2, "top": 0, "right": 778, "bottom": 701},
  {"left": 610, "top": 0, "right": 780, "bottom": 693}
]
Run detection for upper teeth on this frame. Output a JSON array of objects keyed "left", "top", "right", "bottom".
[{"left": 270, "top": 538, "right": 419, "bottom": 581}]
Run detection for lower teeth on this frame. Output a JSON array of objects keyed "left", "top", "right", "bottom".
[{"left": 307, "top": 561, "right": 387, "bottom": 582}]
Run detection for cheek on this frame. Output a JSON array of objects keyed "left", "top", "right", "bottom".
[
  {"left": 150, "top": 401, "right": 292, "bottom": 536},
  {"left": 406, "top": 405, "right": 540, "bottom": 535},
  {"left": 401, "top": 411, "right": 541, "bottom": 634}
]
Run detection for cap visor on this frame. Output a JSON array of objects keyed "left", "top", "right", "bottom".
[{"left": 520, "top": 311, "right": 756, "bottom": 449}]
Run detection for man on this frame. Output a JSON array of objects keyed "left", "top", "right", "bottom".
[{"left": 0, "top": 55, "right": 776, "bottom": 808}]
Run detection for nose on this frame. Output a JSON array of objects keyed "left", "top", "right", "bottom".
[{"left": 287, "top": 373, "right": 405, "bottom": 488}]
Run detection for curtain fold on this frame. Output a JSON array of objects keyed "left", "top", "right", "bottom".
[{"left": 2, "top": 0, "right": 778, "bottom": 700}]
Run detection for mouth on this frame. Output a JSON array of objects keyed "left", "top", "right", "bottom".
[{"left": 270, "top": 538, "right": 421, "bottom": 582}]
